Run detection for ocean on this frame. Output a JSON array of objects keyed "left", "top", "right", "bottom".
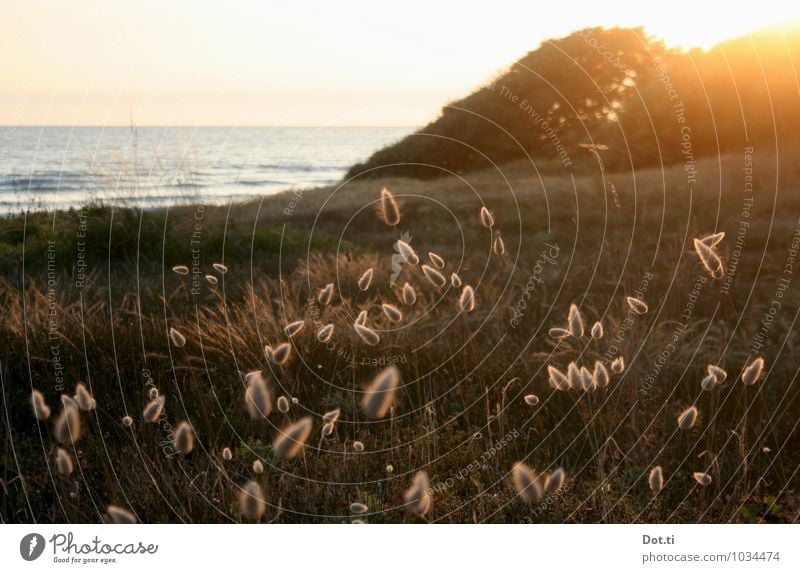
[{"left": 0, "top": 126, "right": 413, "bottom": 213}]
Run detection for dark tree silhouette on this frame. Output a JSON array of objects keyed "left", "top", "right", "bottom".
[{"left": 346, "top": 25, "right": 800, "bottom": 181}]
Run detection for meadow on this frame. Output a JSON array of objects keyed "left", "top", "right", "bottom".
[{"left": 1, "top": 149, "right": 798, "bottom": 523}]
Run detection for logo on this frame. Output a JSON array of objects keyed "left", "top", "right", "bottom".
[
  {"left": 20, "top": 533, "right": 46, "bottom": 561},
  {"left": 390, "top": 230, "right": 413, "bottom": 286}
]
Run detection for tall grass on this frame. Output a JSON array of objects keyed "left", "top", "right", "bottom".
[{"left": 1, "top": 150, "right": 798, "bottom": 523}]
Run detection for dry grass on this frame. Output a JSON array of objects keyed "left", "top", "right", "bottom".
[{"left": 1, "top": 150, "right": 799, "bottom": 523}]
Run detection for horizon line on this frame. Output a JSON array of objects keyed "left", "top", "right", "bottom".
[{"left": 0, "top": 124, "right": 421, "bottom": 129}]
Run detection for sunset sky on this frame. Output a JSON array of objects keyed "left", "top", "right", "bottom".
[{"left": 1, "top": 0, "right": 798, "bottom": 126}]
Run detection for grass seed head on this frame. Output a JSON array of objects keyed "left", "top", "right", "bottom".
[
  {"left": 317, "top": 323, "right": 335, "bottom": 342},
  {"left": 74, "top": 383, "right": 96, "bottom": 411},
  {"left": 422, "top": 264, "right": 446, "bottom": 288},
  {"left": 169, "top": 327, "right": 186, "bottom": 348},
  {"left": 707, "top": 364, "right": 727, "bottom": 383},
  {"left": 54, "top": 404, "right": 81, "bottom": 445},
  {"left": 285, "top": 320, "right": 305, "bottom": 337},
  {"left": 547, "top": 365, "right": 569, "bottom": 391},
  {"left": 318, "top": 283, "right": 334, "bottom": 305},
  {"left": 428, "top": 252, "right": 445, "bottom": 269},
  {"left": 245, "top": 374, "right": 272, "bottom": 419},
  {"left": 459, "top": 285, "right": 476, "bottom": 312},
  {"left": 700, "top": 374, "right": 717, "bottom": 392},
  {"left": 277, "top": 395, "right": 290, "bottom": 414},
  {"left": 678, "top": 406, "right": 699, "bottom": 430},
  {"left": 544, "top": 467, "right": 565, "bottom": 495},
  {"left": 401, "top": 282, "right": 417, "bottom": 305},
  {"left": 480, "top": 206, "right": 494, "bottom": 228},
  {"left": 173, "top": 421, "right": 195, "bottom": 455},
  {"left": 626, "top": 296, "right": 649, "bottom": 315},
  {"left": 741, "top": 357, "right": 765, "bottom": 386},
  {"left": 396, "top": 240, "right": 417, "bottom": 265},
  {"left": 31, "top": 390, "right": 51, "bottom": 421},
  {"left": 382, "top": 303, "right": 403, "bottom": 322},
  {"left": 379, "top": 187, "right": 401, "bottom": 226},
  {"left": 493, "top": 234, "right": 505, "bottom": 256},
  {"left": 693, "top": 238, "right": 724, "bottom": 279},
  {"left": 361, "top": 365, "right": 400, "bottom": 419},
  {"left": 548, "top": 327, "right": 571, "bottom": 339},
  {"left": 567, "top": 362, "right": 582, "bottom": 391},
  {"left": 55, "top": 447, "right": 74, "bottom": 476},
  {"left": 693, "top": 472, "right": 712, "bottom": 486},
  {"left": 354, "top": 323, "right": 380, "bottom": 346},
  {"left": 358, "top": 268, "right": 374, "bottom": 291},
  {"left": 404, "top": 471, "right": 432, "bottom": 516},
  {"left": 239, "top": 481, "right": 266, "bottom": 521},
  {"left": 594, "top": 361, "right": 610, "bottom": 388},
  {"left": 271, "top": 342, "right": 292, "bottom": 364},
  {"left": 143, "top": 396, "right": 165, "bottom": 422},
  {"left": 523, "top": 394, "right": 539, "bottom": 406},
  {"left": 272, "top": 417, "right": 313, "bottom": 458},
  {"left": 107, "top": 504, "right": 137, "bottom": 524},
  {"left": 568, "top": 304, "right": 584, "bottom": 338},
  {"left": 511, "top": 462, "right": 542, "bottom": 504},
  {"left": 649, "top": 466, "right": 664, "bottom": 493},
  {"left": 350, "top": 502, "right": 368, "bottom": 514},
  {"left": 322, "top": 408, "right": 341, "bottom": 424},
  {"left": 699, "top": 231, "right": 725, "bottom": 248}
]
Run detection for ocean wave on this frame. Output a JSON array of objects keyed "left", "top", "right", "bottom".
[
  {"left": 235, "top": 179, "right": 291, "bottom": 186},
  {"left": 254, "top": 163, "right": 350, "bottom": 172}
]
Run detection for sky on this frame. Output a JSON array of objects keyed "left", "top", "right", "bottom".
[{"left": 1, "top": 0, "right": 799, "bottom": 127}]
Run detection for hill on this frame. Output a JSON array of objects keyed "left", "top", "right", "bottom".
[{"left": 346, "top": 25, "right": 800, "bottom": 180}]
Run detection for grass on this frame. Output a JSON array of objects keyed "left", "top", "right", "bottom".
[{"left": 1, "top": 150, "right": 799, "bottom": 523}]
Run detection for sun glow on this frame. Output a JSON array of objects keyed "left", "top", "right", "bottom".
[{"left": 1, "top": 0, "right": 798, "bottom": 126}]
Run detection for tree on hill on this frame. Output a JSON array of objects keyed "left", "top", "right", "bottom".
[{"left": 346, "top": 25, "right": 800, "bottom": 181}]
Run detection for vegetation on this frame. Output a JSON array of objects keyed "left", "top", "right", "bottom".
[
  {"left": 347, "top": 26, "right": 800, "bottom": 180},
  {"left": 2, "top": 147, "right": 798, "bottom": 523}
]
